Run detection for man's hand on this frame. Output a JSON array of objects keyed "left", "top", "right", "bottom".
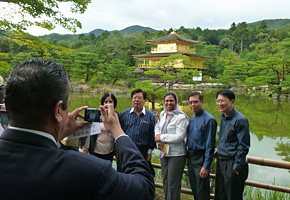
[
  {"left": 146, "top": 153, "right": 152, "bottom": 162},
  {"left": 82, "top": 147, "right": 89, "bottom": 154},
  {"left": 214, "top": 148, "right": 218, "bottom": 156},
  {"left": 60, "top": 106, "right": 90, "bottom": 141},
  {"left": 100, "top": 104, "right": 125, "bottom": 139},
  {"left": 199, "top": 167, "right": 209, "bottom": 178}
]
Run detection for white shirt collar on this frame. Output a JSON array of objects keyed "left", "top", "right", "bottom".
[
  {"left": 130, "top": 107, "right": 146, "bottom": 115},
  {"left": 8, "top": 126, "right": 57, "bottom": 145}
]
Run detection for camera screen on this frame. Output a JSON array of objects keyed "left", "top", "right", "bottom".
[{"left": 84, "top": 108, "right": 100, "bottom": 122}]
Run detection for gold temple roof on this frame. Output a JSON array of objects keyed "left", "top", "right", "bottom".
[{"left": 147, "top": 32, "right": 200, "bottom": 45}]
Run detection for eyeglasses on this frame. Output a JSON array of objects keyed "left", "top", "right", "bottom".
[
  {"left": 104, "top": 100, "right": 113, "bottom": 103},
  {"left": 216, "top": 99, "right": 229, "bottom": 104}
]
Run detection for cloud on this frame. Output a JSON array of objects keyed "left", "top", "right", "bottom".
[{"left": 2, "top": 0, "right": 290, "bottom": 35}]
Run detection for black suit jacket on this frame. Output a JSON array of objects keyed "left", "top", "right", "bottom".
[{"left": 0, "top": 128, "right": 155, "bottom": 200}]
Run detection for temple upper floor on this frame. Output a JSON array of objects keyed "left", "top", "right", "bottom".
[{"left": 151, "top": 43, "right": 196, "bottom": 54}]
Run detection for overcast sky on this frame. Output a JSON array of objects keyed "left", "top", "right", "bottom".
[{"left": 1, "top": 0, "right": 290, "bottom": 35}]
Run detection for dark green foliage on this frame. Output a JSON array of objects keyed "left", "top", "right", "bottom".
[
  {"left": 2, "top": 19, "right": 290, "bottom": 93},
  {"left": 144, "top": 54, "right": 199, "bottom": 91},
  {"left": 249, "top": 19, "right": 290, "bottom": 30}
]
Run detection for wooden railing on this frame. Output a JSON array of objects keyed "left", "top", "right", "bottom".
[{"left": 152, "top": 155, "right": 290, "bottom": 199}]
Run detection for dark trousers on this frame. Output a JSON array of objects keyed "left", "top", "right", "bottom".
[
  {"left": 217, "top": 159, "right": 248, "bottom": 200},
  {"left": 137, "top": 145, "right": 155, "bottom": 177},
  {"left": 188, "top": 153, "right": 210, "bottom": 200}
]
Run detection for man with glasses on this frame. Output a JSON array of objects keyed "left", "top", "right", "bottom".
[
  {"left": 187, "top": 92, "right": 217, "bottom": 200},
  {"left": 216, "top": 89, "right": 250, "bottom": 200}
]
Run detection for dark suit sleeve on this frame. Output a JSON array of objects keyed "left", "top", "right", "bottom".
[{"left": 96, "top": 136, "right": 155, "bottom": 200}]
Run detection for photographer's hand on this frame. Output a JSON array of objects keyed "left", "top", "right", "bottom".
[
  {"left": 60, "top": 106, "right": 90, "bottom": 141},
  {"left": 100, "top": 104, "right": 125, "bottom": 139}
]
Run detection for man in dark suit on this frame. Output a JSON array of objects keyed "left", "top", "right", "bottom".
[{"left": 0, "top": 59, "right": 155, "bottom": 200}]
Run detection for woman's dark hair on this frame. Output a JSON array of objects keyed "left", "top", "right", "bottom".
[
  {"left": 164, "top": 91, "right": 177, "bottom": 102},
  {"left": 101, "top": 93, "right": 117, "bottom": 108}
]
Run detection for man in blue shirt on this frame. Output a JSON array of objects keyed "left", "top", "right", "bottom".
[
  {"left": 187, "top": 92, "right": 217, "bottom": 200},
  {"left": 216, "top": 89, "right": 250, "bottom": 200},
  {"left": 120, "top": 89, "right": 156, "bottom": 175}
]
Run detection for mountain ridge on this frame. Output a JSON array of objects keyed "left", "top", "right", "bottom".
[
  {"left": 40, "top": 19, "right": 290, "bottom": 42},
  {"left": 86, "top": 25, "right": 157, "bottom": 36}
]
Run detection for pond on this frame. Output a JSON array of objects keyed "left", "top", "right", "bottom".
[{"left": 69, "top": 89, "right": 290, "bottom": 187}]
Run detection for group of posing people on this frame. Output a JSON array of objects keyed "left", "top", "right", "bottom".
[
  {"left": 0, "top": 58, "right": 250, "bottom": 200},
  {"left": 87, "top": 88, "right": 250, "bottom": 200}
]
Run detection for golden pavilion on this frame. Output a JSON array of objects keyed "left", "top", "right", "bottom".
[{"left": 132, "top": 30, "right": 214, "bottom": 81}]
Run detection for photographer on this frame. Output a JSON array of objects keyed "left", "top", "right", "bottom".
[{"left": 0, "top": 59, "right": 155, "bottom": 200}]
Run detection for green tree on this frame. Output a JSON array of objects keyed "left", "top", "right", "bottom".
[
  {"left": 104, "top": 58, "right": 131, "bottom": 86},
  {"left": 0, "top": 0, "right": 91, "bottom": 54},
  {"left": 218, "top": 63, "right": 250, "bottom": 87},
  {"left": 246, "top": 55, "right": 290, "bottom": 93},
  {"left": 228, "top": 22, "right": 237, "bottom": 35},
  {"left": 218, "top": 51, "right": 244, "bottom": 66},
  {"left": 219, "top": 36, "right": 235, "bottom": 51},
  {"left": 217, "top": 51, "right": 246, "bottom": 86},
  {"left": 0, "top": 53, "right": 12, "bottom": 80},
  {"left": 8, "top": 52, "right": 42, "bottom": 67},
  {"left": 73, "top": 52, "right": 103, "bottom": 83},
  {"left": 234, "top": 22, "right": 250, "bottom": 54},
  {"left": 257, "top": 20, "right": 268, "bottom": 33},
  {"left": 56, "top": 53, "right": 76, "bottom": 81},
  {"left": 144, "top": 54, "right": 199, "bottom": 91}
]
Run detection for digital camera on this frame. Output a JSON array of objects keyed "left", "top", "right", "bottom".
[{"left": 84, "top": 108, "right": 101, "bottom": 122}]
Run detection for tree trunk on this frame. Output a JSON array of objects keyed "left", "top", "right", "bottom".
[
  {"left": 85, "top": 64, "right": 89, "bottom": 83},
  {"left": 152, "top": 95, "right": 156, "bottom": 111},
  {"left": 111, "top": 77, "right": 118, "bottom": 86},
  {"left": 85, "top": 74, "right": 89, "bottom": 83},
  {"left": 282, "top": 54, "right": 285, "bottom": 82},
  {"left": 152, "top": 101, "right": 155, "bottom": 111},
  {"left": 167, "top": 81, "right": 171, "bottom": 91},
  {"left": 272, "top": 67, "right": 280, "bottom": 85}
]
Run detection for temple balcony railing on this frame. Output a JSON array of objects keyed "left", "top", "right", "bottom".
[{"left": 137, "top": 64, "right": 209, "bottom": 69}]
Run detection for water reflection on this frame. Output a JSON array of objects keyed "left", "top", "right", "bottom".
[
  {"left": 275, "top": 141, "right": 290, "bottom": 162},
  {"left": 69, "top": 90, "right": 290, "bottom": 186}
]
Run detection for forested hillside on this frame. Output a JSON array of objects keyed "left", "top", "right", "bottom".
[
  {"left": 40, "top": 25, "right": 158, "bottom": 43},
  {"left": 248, "top": 19, "right": 290, "bottom": 29},
  {"left": 1, "top": 19, "right": 290, "bottom": 94}
]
